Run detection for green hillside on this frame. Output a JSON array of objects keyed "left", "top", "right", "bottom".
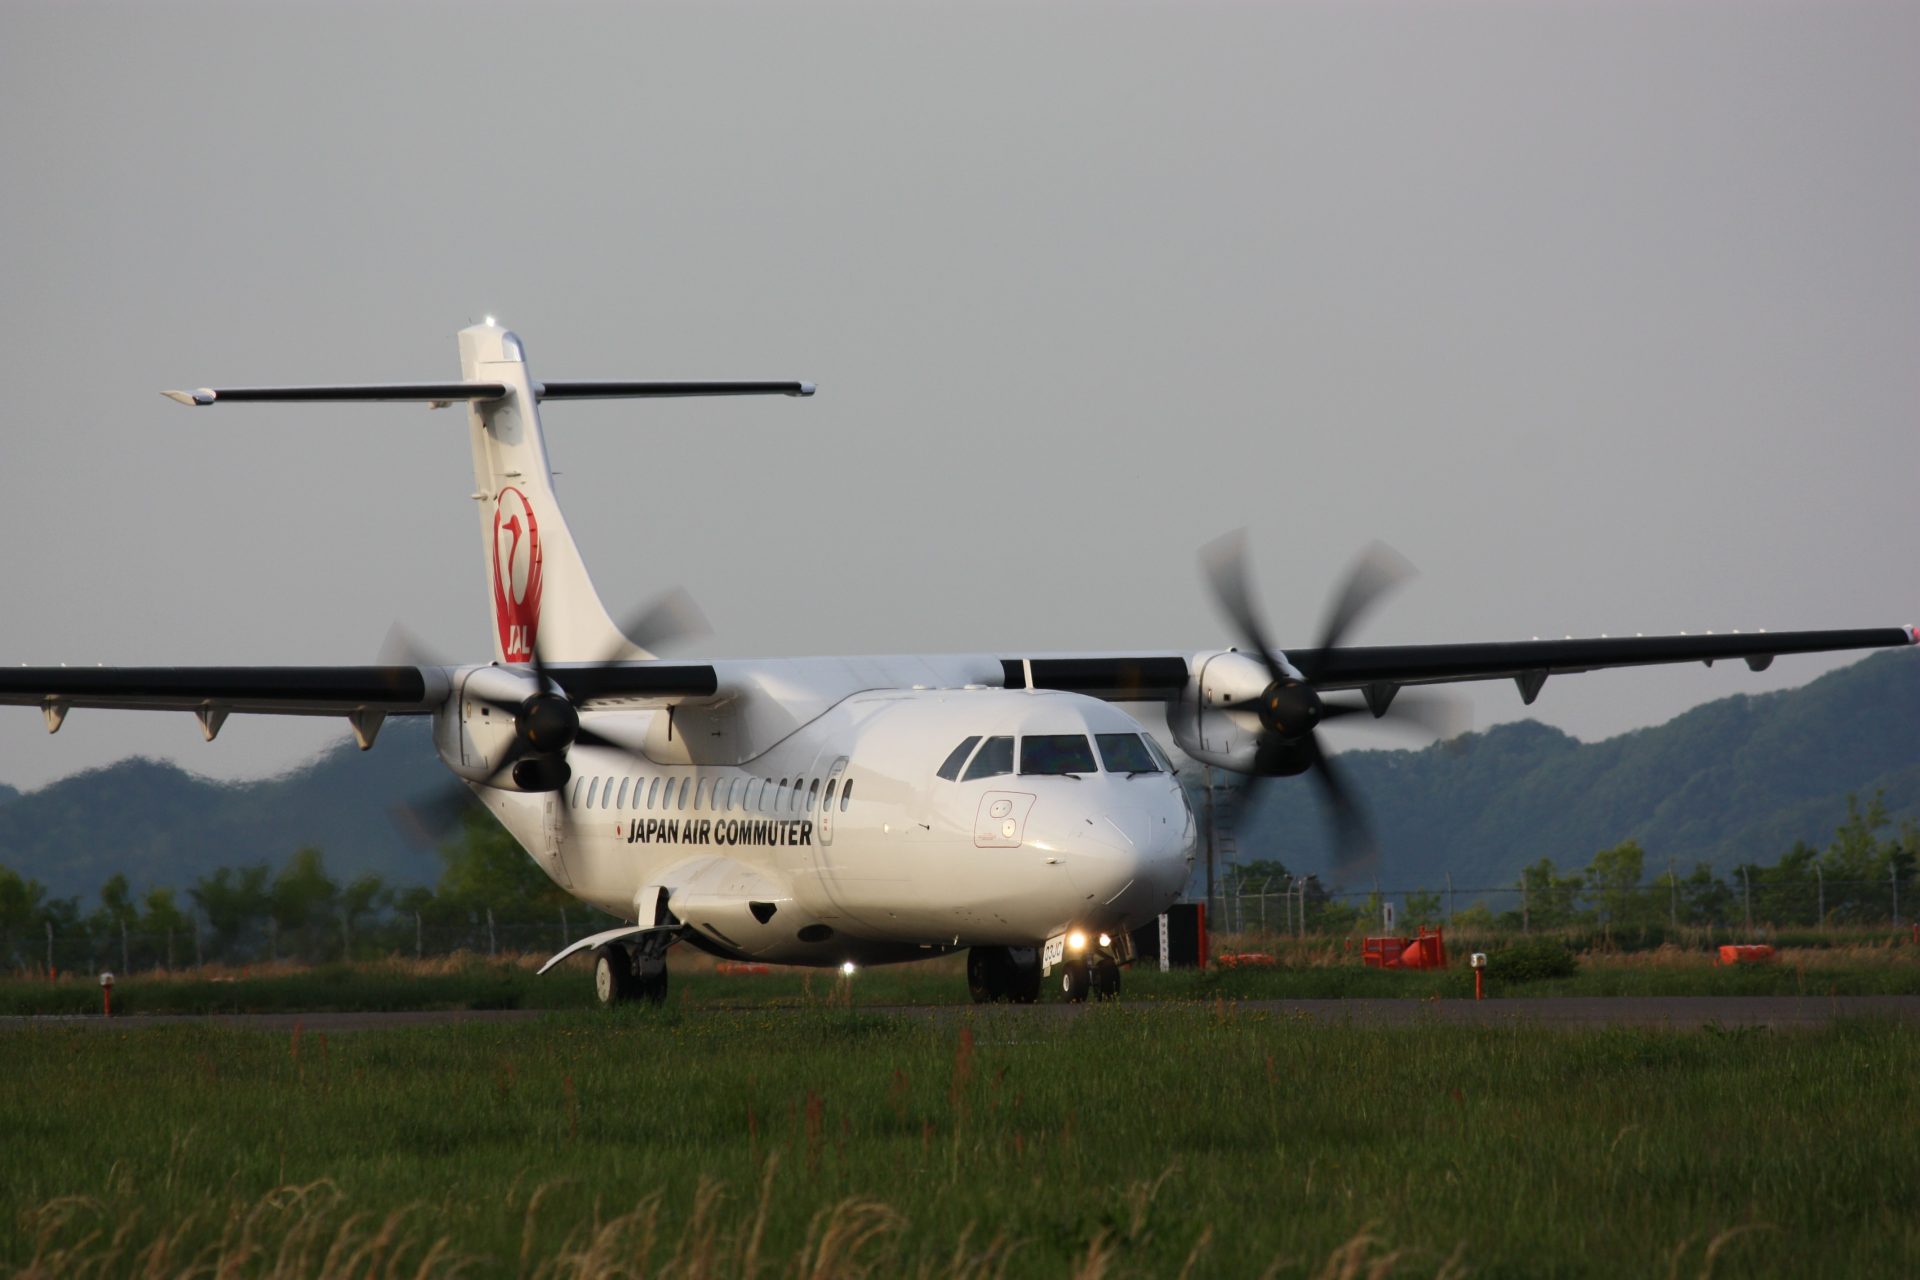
[
  {"left": 1237, "top": 649, "right": 1920, "bottom": 889},
  {"left": 0, "top": 724, "right": 447, "bottom": 900}
]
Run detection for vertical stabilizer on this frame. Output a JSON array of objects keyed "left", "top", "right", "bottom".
[{"left": 459, "top": 323, "right": 642, "bottom": 664}]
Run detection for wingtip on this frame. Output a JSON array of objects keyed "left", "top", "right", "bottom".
[
  {"left": 795, "top": 382, "right": 816, "bottom": 397},
  {"left": 162, "top": 388, "right": 215, "bottom": 406}
]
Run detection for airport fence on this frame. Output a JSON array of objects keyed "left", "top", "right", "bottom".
[
  {"left": 4, "top": 910, "right": 616, "bottom": 979},
  {"left": 1207, "top": 872, "right": 1913, "bottom": 941},
  {"left": 7, "top": 876, "right": 1915, "bottom": 979}
]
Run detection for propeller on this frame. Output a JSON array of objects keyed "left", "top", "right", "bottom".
[
  {"left": 1199, "top": 532, "right": 1465, "bottom": 883},
  {"left": 386, "top": 590, "right": 712, "bottom": 846}
]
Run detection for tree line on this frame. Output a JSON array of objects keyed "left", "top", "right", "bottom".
[
  {"left": 0, "top": 810, "right": 582, "bottom": 973},
  {"left": 1222, "top": 792, "right": 1918, "bottom": 935}
]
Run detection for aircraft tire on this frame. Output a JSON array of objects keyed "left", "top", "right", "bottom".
[
  {"left": 1007, "top": 947, "right": 1042, "bottom": 1004},
  {"left": 635, "top": 956, "right": 669, "bottom": 1005},
  {"left": 593, "top": 945, "right": 639, "bottom": 1007},
  {"left": 967, "top": 946, "right": 1012, "bottom": 1003},
  {"left": 1060, "top": 959, "right": 1090, "bottom": 1003}
]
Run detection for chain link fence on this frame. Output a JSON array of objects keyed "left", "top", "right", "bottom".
[
  {"left": 1209, "top": 872, "right": 1911, "bottom": 939},
  {"left": 1, "top": 909, "right": 616, "bottom": 978}
]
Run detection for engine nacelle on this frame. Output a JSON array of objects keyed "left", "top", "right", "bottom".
[
  {"left": 1165, "top": 649, "right": 1313, "bottom": 775},
  {"left": 432, "top": 666, "right": 554, "bottom": 787}
]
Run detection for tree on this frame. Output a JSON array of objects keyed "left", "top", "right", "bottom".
[
  {"left": 190, "top": 865, "right": 272, "bottom": 960},
  {"left": 0, "top": 865, "right": 48, "bottom": 968},
  {"left": 1510, "top": 858, "right": 1585, "bottom": 929},
  {"left": 1586, "top": 840, "right": 1646, "bottom": 931},
  {"left": 141, "top": 887, "right": 190, "bottom": 970},
  {"left": 272, "top": 847, "right": 339, "bottom": 961},
  {"left": 1401, "top": 889, "right": 1443, "bottom": 926},
  {"left": 339, "top": 873, "right": 389, "bottom": 958},
  {"left": 436, "top": 809, "right": 572, "bottom": 922}
]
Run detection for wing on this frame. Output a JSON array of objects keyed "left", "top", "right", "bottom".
[
  {"left": 0, "top": 666, "right": 447, "bottom": 744},
  {"left": 1002, "top": 626, "right": 1917, "bottom": 703}
]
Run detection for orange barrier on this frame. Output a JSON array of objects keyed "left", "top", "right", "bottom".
[
  {"left": 714, "top": 962, "right": 772, "bottom": 976},
  {"left": 1717, "top": 944, "right": 1775, "bottom": 966},
  {"left": 1362, "top": 926, "right": 1449, "bottom": 970},
  {"left": 1214, "top": 952, "right": 1277, "bottom": 970}
]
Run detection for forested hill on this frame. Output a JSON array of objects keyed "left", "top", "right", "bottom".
[
  {"left": 1241, "top": 648, "right": 1920, "bottom": 889},
  {"left": 0, "top": 724, "right": 447, "bottom": 900},
  {"left": 0, "top": 650, "right": 1916, "bottom": 902}
]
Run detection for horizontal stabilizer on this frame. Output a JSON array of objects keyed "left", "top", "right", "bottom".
[
  {"left": 162, "top": 383, "right": 508, "bottom": 406},
  {"left": 536, "top": 381, "right": 814, "bottom": 399}
]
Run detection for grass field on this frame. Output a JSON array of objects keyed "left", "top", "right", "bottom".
[
  {"left": 3, "top": 1006, "right": 1917, "bottom": 1278},
  {"left": 5, "top": 931, "right": 1920, "bottom": 1017}
]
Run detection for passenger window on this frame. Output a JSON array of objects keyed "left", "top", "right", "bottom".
[
  {"left": 678, "top": 778, "right": 690, "bottom": 811},
  {"left": 661, "top": 778, "right": 677, "bottom": 810},
  {"left": 1096, "top": 733, "right": 1160, "bottom": 775},
  {"left": 824, "top": 779, "right": 837, "bottom": 807},
  {"left": 646, "top": 777, "right": 660, "bottom": 809},
  {"left": 937, "top": 736, "right": 982, "bottom": 781},
  {"left": 586, "top": 777, "right": 601, "bottom": 808},
  {"left": 569, "top": 778, "right": 583, "bottom": 808},
  {"left": 692, "top": 777, "right": 704, "bottom": 811},
  {"left": 777, "top": 778, "right": 789, "bottom": 810},
  {"left": 1020, "top": 735, "right": 1097, "bottom": 776},
  {"left": 962, "top": 736, "right": 1014, "bottom": 781},
  {"left": 840, "top": 779, "right": 854, "bottom": 811},
  {"left": 616, "top": 778, "right": 631, "bottom": 808},
  {"left": 602, "top": 780, "right": 615, "bottom": 810},
  {"left": 790, "top": 779, "right": 804, "bottom": 812},
  {"left": 807, "top": 778, "right": 820, "bottom": 811}
]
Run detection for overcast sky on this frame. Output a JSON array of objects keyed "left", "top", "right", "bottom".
[{"left": 1, "top": 0, "right": 1914, "bottom": 791}]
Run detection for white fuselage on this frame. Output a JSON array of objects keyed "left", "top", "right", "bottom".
[{"left": 460, "top": 685, "right": 1196, "bottom": 967}]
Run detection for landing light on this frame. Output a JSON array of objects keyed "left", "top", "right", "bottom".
[
  {"left": 1097, "top": 932, "right": 1112, "bottom": 948},
  {"left": 840, "top": 961, "right": 856, "bottom": 977},
  {"left": 1067, "top": 931, "right": 1087, "bottom": 951}
]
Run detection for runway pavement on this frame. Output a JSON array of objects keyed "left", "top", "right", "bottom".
[{"left": 4, "top": 995, "right": 1917, "bottom": 1033}]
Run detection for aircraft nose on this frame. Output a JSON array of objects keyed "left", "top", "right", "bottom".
[{"left": 1053, "top": 800, "right": 1192, "bottom": 917}]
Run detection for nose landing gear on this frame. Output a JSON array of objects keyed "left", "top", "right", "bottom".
[{"left": 1058, "top": 955, "right": 1122, "bottom": 1003}]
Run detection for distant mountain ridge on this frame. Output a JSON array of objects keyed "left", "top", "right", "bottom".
[
  {"left": 0, "top": 651, "right": 1915, "bottom": 902},
  {"left": 1242, "top": 649, "right": 1920, "bottom": 888}
]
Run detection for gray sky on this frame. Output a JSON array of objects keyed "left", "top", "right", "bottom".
[{"left": 1, "top": 0, "right": 1915, "bottom": 791}]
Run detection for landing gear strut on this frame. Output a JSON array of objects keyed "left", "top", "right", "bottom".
[
  {"left": 593, "top": 939, "right": 669, "bottom": 1007},
  {"left": 966, "top": 946, "right": 1042, "bottom": 1004}
]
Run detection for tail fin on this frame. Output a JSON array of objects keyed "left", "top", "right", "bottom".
[
  {"left": 164, "top": 321, "right": 814, "bottom": 666},
  {"left": 458, "top": 323, "right": 634, "bottom": 664}
]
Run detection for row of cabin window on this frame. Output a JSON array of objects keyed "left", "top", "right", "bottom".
[{"left": 570, "top": 772, "right": 855, "bottom": 815}]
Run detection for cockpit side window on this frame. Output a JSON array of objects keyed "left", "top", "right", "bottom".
[
  {"left": 937, "top": 736, "right": 982, "bottom": 781},
  {"left": 1020, "top": 734, "right": 1097, "bottom": 776},
  {"left": 961, "top": 735, "right": 1014, "bottom": 781},
  {"left": 1141, "top": 734, "right": 1178, "bottom": 773},
  {"left": 1096, "top": 733, "right": 1160, "bottom": 775}
]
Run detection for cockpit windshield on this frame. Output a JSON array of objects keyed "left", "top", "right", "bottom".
[
  {"left": 1020, "top": 734, "right": 1097, "bottom": 776},
  {"left": 962, "top": 736, "right": 1014, "bottom": 781},
  {"left": 1095, "top": 733, "right": 1160, "bottom": 774}
]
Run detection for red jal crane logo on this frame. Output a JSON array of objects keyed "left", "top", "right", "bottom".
[{"left": 492, "top": 487, "right": 544, "bottom": 662}]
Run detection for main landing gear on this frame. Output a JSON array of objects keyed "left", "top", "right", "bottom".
[
  {"left": 967, "top": 946, "right": 1043, "bottom": 1004},
  {"left": 593, "top": 938, "right": 669, "bottom": 1007}
]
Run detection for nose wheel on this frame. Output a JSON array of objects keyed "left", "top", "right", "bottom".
[{"left": 1059, "top": 956, "right": 1122, "bottom": 1003}]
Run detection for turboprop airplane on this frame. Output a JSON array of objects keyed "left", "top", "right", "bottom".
[{"left": 2, "top": 321, "right": 1911, "bottom": 1005}]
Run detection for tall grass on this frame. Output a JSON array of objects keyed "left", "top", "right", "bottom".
[{"left": 3, "top": 1011, "right": 1915, "bottom": 1276}]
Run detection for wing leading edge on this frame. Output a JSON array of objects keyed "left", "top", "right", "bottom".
[{"left": 1004, "top": 626, "right": 1917, "bottom": 703}]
